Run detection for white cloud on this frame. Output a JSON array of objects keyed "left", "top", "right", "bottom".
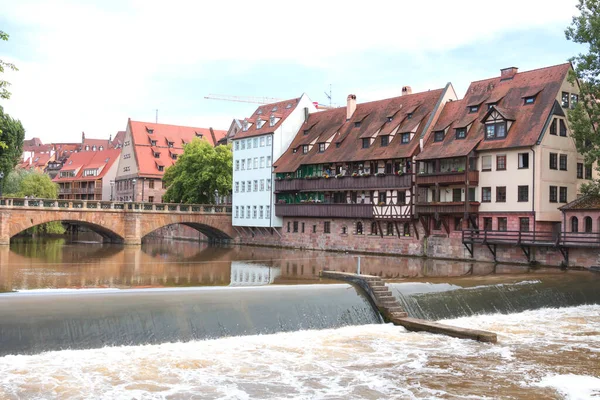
[{"left": 0, "top": 0, "right": 579, "bottom": 142}]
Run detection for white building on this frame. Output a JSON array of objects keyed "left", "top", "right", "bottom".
[{"left": 232, "top": 94, "right": 317, "bottom": 229}]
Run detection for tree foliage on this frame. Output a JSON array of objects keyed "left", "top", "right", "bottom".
[
  {"left": 162, "top": 139, "right": 232, "bottom": 204},
  {"left": 566, "top": 0, "right": 600, "bottom": 192},
  {"left": 2, "top": 168, "right": 32, "bottom": 196},
  {"left": 19, "top": 172, "right": 59, "bottom": 198},
  {"left": 0, "top": 30, "right": 17, "bottom": 101},
  {"left": 0, "top": 105, "right": 25, "bottom": 181}
]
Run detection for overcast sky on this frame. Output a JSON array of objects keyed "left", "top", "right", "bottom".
[{"left": 0, "top": 0, "right": 584, "bottom": 143}]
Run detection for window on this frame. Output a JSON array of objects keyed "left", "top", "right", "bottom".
[
  {"left": 496, "top": 186, "right": 506, "bottom": 202},
  {"left": 560, "top": 120, "right": 567, "bottom": 137},
  {"left": 550, "top": 119, "right": 557, "bottom": 135},
  {"left": 241, "top": 181, "right": 245, "bottom": 192},
  {"left": 483, "top": 217, "right": 493, "bottom": 231},
  {"left": 124, "top": 154, "right": 131, "bottom": 159},
  {"left": 235, "top": 141, "right": 239, "bottom": 151},
  {"left": 560, "top": 186, "right": 568, "bottom": 203},
  {"left": 577, "top": 163, "right": 584, "bottom": 179},
  {"left": 302, "top": 145, "right": 309, "bottom": 154},
  {"left": 266, "top": 156, "right": 271, "bottom": 167},
  {"left": 247, "top": 158, "right": 252, "bottom": 169},
  {"left": 147, "top": 179, "right": 155, "bottom": 189},
  {"left": 266, "top": 136, "right": 272, "bottom": 146},
  {"left": 434, "top": 131, "right": 445, "bottom": 142},
  {"left": 317, "top": 143, "right": 326, "bottom": 153},
  {"left": 380, "top": 135, "right": 389, "bottom": 147},
  {"left": 585, "top": 216, "right": 593, "bottom": 233},
  {"left": 150, "top": 140, "right": 157, "bottom": 146},
  {"left": 571, "top": 94, "right": 579, "bottom": 109},
  {"left": 549, "top": 186, "right": 557, "bottom": 203},
  {"left": 518, "top": 185, "right": 529, "bottom": 202},
  {"left": 386, "top": 222, "right": 394, "bottom": 236},
  {"left": 379, "top": 191, "right": 387, "bottom": 204},
  {"left": 235, "top": 182, "right": 239, "bottom": 193},
  {"left": 403, "top": 223, "right": 410, "bottom": 236},
  {"left": 253, "top": 180, "right": 258, "bottom": 191},
  {"left": 479, "top": 187, "right": 491, "bottom": 203},
  {"left": 562, "top": 92, "right": 570, "bottom": 108},
  {"left": 452, "top": 188, "right": 461, "bottom": 202},
  {"left": 153, "top": 151, "right": 160, "bottom": 158},
  {"left": 259, "top": 179, "right": 264, "bottom": 191},
  {"left": 293, "top": 221, "right": 298, "bottom": 233},
  {"left": 485, "top": 122, "right": 507, "bottom": 140},
  {"left": 518, "top": 153, "right": 529, "bottom": 169},
  {"left": 362, "top": 138, "right": 370, "bottom": 148},
  {"left": 241, "top": 140, "right": 246, "bottom": 150},
  {"left": 253, "top": 138, "right": 258, "bottom": 148},
  {"left": 401, "top": 133, "right": 410, "bottom": 143},
  {"left": 496, "top": 155, "right": 506, "bottom": 171},
  {"left": 287, "top": 222, "right": 290, "bottom": 233},
  {"left": 549, "top": 153, "right": 558, "bottom": 170},
  {"left": 235, "top": 206, "right": 239, "bottom": 218},
  {"left": 240, "top": 206, "right": 245, "bottom": 218},
  {"left": 235, "top": 160, "right": 239, "bottom": 171},
  {"left": 312, "top": 225, "right": 316, "bottom": 233},
  {"left": 559, "top": 154, "right": 567, "bottom": 171},
  {"left": 520, "top": 217, "right": 530, "bottom": 232},
  {"left": 246, "top": 206, "right": 250, "bottom": 218},
  {"left": 523, "top": 96, "right": 536, "bottom": 105},
  {"left": 301, "top": 222, "right": 305, "bottom": 233},
  {"left": 356, "top": 222, "right": 363, "bottom": 235},
  {"left": 469, "top": 105, "right": 479, "bottom": 113},
  {"left": 434, "top": 218, "right": 442, "bottom": 231},
  {"left": 148, "top": 196, "right": 154, "bottom": 203},
  {"left": 265, "top": 205, "right": 270, "bottom": 218},
  {"left": 407, "top": 113, "right": 413, "bottom": 119},
  {"left": 571, "top": 216, "right": 579, "bottom": 233},
  {"left": 247, "top": 180, "right": 251, "bottom": 191},
  {"left": 342, "top": 226, "right": 348, "bottom": 235},
  {"left": 260, "top": 137, "right": 265, "bottom": 147},
  {"left": 454, "top": 217, "right": 462, "bottom": 231},
  {"left": 585, "top": 165, "right": 593, "bottom": 180},
  {"left": 253, "top": 158, "right": 258, "bottom": 169},
  {"left": 354, "top": 121, "right": 361, "bottom": 128},
  {"left": 260, "top": 157, "right": 265, "bottom": 168},
  {"left": 266, "top": 179, "right": 271, "bottom": 190},
  {"left": 371, "top": 222, "right": 378, "bottom": 235},
  {"left": 456, "top": 128, "right": 466, "bottom": 139},
  {"left": 259, "top": 206, "right": 264, "bottom": 219},
  {"left": 324, "top": 221, "right": 331, "bottom": 234},
  {"left": 482, "top": 155, "right": 492, "bottom": 171},
  {"left": 241, "top": 159, "right": 245, "bottom": 170},
  {"left": 253, "top": 206, "right": 257, "bottom": 219},
  {"left": 158, "top": 165, "right": 164, "bottom": 172},
  {"left": 498, "top": 217, "right": 507, "bottom": 232}
]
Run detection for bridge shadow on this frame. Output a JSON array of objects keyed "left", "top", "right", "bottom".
[
  {"left": 11, "top": 220, "right": 124, "bottom": 244},
  {"left": 143, "top": 223, "right": 232, "bottom": 242}
]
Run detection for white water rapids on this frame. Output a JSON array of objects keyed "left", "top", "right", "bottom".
[{"left": 0, "top": 305, "right": 598, "bottom": 399}]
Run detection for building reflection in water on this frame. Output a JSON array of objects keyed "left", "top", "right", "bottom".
[{"left": 0, "top": 237, "right": 573, "bottom": 292}]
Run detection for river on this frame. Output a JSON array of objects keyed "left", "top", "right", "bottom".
[{"left": 0, "top": 237, "right": 599, "bottom": 399}]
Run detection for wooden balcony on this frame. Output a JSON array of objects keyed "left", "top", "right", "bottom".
[
  {"left": 415, "top": 170, "right": 479, "bottom": 186},
  {"left": 275, "top": 174, "right": 413, "bottom": 192},
  {"left": 59, "top": 187, "right": 100, "bottom": 195},
  {"left": 415, "top": 201, "right": 480, "bottom": 215},
  {"left": 275, "top": 203, "right": 374, "bottom": 218}
]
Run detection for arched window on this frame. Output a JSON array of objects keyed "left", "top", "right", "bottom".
[
  {"left": 341, "top": 225, "right": 347, "bottom": 235},
  {"left": 371, "top": 222, "right": 378, "bottom": 235},
  {"left": 387, "top": 222, "right": 394, "bottom": 236},
  {"left": 356, "top": 222, "right": 363, "bottom": 235},
  {"left": 403, "top": 223, "right": 410, "bottom": 236},
  {"left": 571, "top": 216, "right": 579, "bottom": 233},
  {"left": 584, "top": 216, "right": 593, "bottom": 233}
]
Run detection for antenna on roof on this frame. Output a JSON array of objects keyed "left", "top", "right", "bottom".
[
  {"left": 324, "top": 84, "right": 332, "bottom": 107},
  {"left": 155, "top": 109, "right": 158, "bottom": 123}
]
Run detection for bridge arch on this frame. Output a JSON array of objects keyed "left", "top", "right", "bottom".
[
  {"left": 10, "top": 219, "right": 124, "bottom": 243},
  {"left": 141, "top": 222, "right": 233, "bottom": 242}
]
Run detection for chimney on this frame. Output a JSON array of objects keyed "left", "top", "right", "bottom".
[
  {"left": 346, "top": 94, "right": 357, "bottom": 120},
  {"left": 209, "top": 127, "right": 217, "bottom": 145},
  {"left": 304, "top": 107, "right": 309, "bottom": 123},
  {"left": 82, "top": 131, "right": 85, "bottom": 142},
  {"left": 500, "top": 67, "right": 518, "bottom": 80},
  {"left": 402, "top": 86, "right": 412, "bottom": 96}
]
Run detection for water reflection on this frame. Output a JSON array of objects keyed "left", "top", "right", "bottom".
[{"left": 0, "top": 237, "right": 591, "bottom": 292}]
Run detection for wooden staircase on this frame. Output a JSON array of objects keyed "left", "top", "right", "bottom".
[{"left": 363, "top": 276, "right": 408, "bottom": 319}]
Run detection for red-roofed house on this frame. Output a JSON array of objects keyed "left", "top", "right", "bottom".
[
  {"left": 114, "top": 119, "right": 227, "bottom": 202},
  {"left": 53, "top": 149, "right": 121, "bottom": 201},
  {"left": 18, "top": 152, "right": 56, "bottom": 173}
]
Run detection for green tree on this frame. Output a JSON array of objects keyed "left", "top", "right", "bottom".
[
  {"left": 162, "top": 139, "right": 232, "bottom": 204},
  {"left": 2, "top": 168, "right": 32, "bottom": 196},
  {"left": 0, "top": 106, "right": 25, "bottom": 183},
  {"left": 566, "top": 0, "right": 600, "bottom": 194},
  {"left": 0, "top": 30, "right": 18, "bottom": 149},
  {"left": 19, "top": 172, "right": 58, "bottom": 198}
]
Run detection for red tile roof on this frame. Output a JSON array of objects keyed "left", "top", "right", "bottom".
[
  {"left": 234, "top": 97, "right": 302, "bottom": 140},
  {"left": 417, "top": 63, "right": 571, "bottom": 161},
  {"left": 129, "top": 119, "right": 227, "bottom": 178},
  {"left": 53, "top": 149, "right": 120, "bottom": 182},
  {"left": 274, "top": 88, "right": 446, "bottom": 173},
  {"left": 112, "top": 131, "right": 126, "bottom": 147},
  {"left": 19, "top": 152, "right": 53, "bottom": 170},
  {"left": 559, "top": 194, "right": 600, "bottom": 210}
]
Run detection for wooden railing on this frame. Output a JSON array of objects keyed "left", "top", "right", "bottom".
[
  {"left": 275, "top": 203, "right": 374, "bottom": 218},
  {"left": 59, "top": 187, "right": 100, "bottom": 195},
  {"left": 0, "top": 198, "right": 232, "bottom": 214},
  {"left": 416, "top": 170, "right": 479, "bottom": 186},
  {"left": 275, "top": 173, "right": 413, "bottom": 192},
  {"left": 462, "top": 229, "right": 600, "bottom": 248},
  {"left": 416, "top": 201, "right": 480, "bottom": 214}
]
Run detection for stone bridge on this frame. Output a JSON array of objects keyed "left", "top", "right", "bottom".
[{"left": 0, "top": 198, "right": 234, "bottom": 245}]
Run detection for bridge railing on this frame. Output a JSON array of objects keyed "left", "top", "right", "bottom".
[
  {"left": 462, "top": 229, "right": 600, "bottom": 248},
  {"left": 0, "top": 197, "right": 232, "bottom": 214}
]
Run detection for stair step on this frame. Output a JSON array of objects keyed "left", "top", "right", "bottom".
[
  {"left": 387, "top": 307, "right": 406, "bottom": 313},
  {"left": 379, "top": 301, "right": 400, "bottom": 307},
  {"left": 371, "top": 286, "right": 389, "bottom": 292},
  {"left": 369, "top": 281, "right": 385, "bottom": 287},
  {"left": 390, "top": 312, "right": 409, "bottom": 318},
  {"left": 375, "top": 292, "right": 393, "bottom": 298}
]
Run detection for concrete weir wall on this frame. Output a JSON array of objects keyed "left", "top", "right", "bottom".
[{"left": 235, "top": 224, "right": 600, "bottom": 268}]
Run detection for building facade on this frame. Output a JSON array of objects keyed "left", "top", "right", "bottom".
[
  {"left": 114, "top": 119, "right": 226, "bottom": 203},
  {"left": 53, "top": 149, "right": 120, "bottom": 201},
  {"left": 231, "top": 94, "right": 317, "bottom": 229}
]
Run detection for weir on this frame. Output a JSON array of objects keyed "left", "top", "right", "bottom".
[{"left": 0, "top": 285, "right": 381, "bottom": 356}]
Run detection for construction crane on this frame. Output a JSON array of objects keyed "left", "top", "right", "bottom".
[{"left": 204, "top": 94, "right": 285, "bottom": 105}]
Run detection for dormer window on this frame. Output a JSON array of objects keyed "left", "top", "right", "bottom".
[
  {"left": 468, "top": 105, "right": 479, "bottom": 113},
  {"left": 293, "top": 148, "right": 298, "bottom": 153},
  {"left": 302, "top": 145, "right": 309, "bottom": 154},
  {"left": 387, "top": 116, "right": 393, "bottom": 123},
  {"left": 85, "top": 145, "right": 89, "bottom": 151},
  {"left": 168, "top": 141, "right": 174, "bottom": 148},
  {"left": 571, "top": 94, "right": 579, "bottom": 109},
  {"left": 354, "top": 121, "right": 361, "bottom": 128},
  {"left": 158, "top": 165, "right": 164, "bottom": 172},
  {"left": 151, "top": 140, "right": 157, "bottom": 146},
  {"left": 257, "top": 119, "right": 265, "bottom": 129},
  {"left": 362, "top": 138, "right": 370, "bottom": 148},
  {"left": 269, "top": 115, "right": 276, "bottom": 127},
  {"left": 195, "top": 132, "right": 203, "bottom": 138},
  {"left": 243, "top": 121, "right": 249, "bottom": 131},
  {"left": 380, "top": 135, "right": 389, "bottom": 147},
  {"left": 303, "top": 129, "right": 310, "bottom": 135},
  {"left": 146, "top": 127, "right": 154, "bottom": 134},
  {"left": 271, "top": 106, "right": 278, "bottom": 112},
  {"left": 171, "top": 153, "right": 177, "bottom": 160},
  {"left": 318, "top": 143, "right": 325, "bottom": 153},
  {"left": 407, "top": 113, "right": 413, "bottom": 119},
  {"left": 523, "top": 96, "right": 536, "bottom": 105},
  {"left": 257, "top": 109, "right": 263, "bottom": 115},
  {"left": 154, "top": 151, "right": 160, "bottom": 158},
  {"left": 456, "top": 128, "right": 467, "bottom": 139},
  {"left": 487, "top": 103, "right": 496, "bottom": 110},
  {"left": 485, "top": 122, "right": 507, "bottom": 140},
  {"left": 286, "top": 103, "right": 292, "bottom": 109},
  {"left": 99, "top": 146, "right": 103, "bottom": 151},
  {"left": 433, "top": 131, "right": 445, "bottom": 142},
  {"left": 401, "top": 133, "right": 410, "bottom": 144}
]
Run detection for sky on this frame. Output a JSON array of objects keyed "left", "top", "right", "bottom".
[{"left": 0, "top": 0, "right": 586, "bottom": 143}]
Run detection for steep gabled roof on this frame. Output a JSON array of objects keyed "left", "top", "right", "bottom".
[
  {"left": 274, "top": 88, "right": 446, "bottom": 173},
  {"left": 233, "top": 97, "right": 302, "bottom": 140},
  {"left": 53, "top": 149, "right": 120, "bottom": 182}
]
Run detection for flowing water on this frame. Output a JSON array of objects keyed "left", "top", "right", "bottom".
[{"left": 0, "top": 237, "right": 599, "bottom": 399}]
